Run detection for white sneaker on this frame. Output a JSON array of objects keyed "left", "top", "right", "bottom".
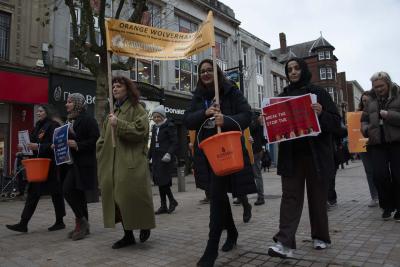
[
  {"left": 313, "top": 239, "right": 328, "bottom": 250},
  {"left": 268, "top": 242, "right": 294, "bottom": 258},
  {"left": 367, "top": 199, "right": 379, "bottom": 207}
]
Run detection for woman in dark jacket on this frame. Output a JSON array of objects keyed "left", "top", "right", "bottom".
[
  {"left": 149, "top": 105, "right": 179, "bottom": 214},
  {"left": 361, "top": 72, "right": 400, "bottom": 221},
  {"left": 268, "top": 58, "right": 341, "bottom": 258},
  {"left": 61, "top": 93, "right": 100, "bottom": 241},
  {"left": 6, "top": 105, "right": 66, "bottom": 233},
  {"left": 184, "top": 59, "right": 256, "bottom": 267}
]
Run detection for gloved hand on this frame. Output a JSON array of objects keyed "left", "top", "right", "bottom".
[{"left": 161, "top": 153, "right": 171, "bottom": 162}]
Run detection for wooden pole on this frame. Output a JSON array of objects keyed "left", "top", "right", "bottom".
[
  {"left": 211, "top": 46, "right": 221, "bottom": 134},
  {"left": 106, "top": 51, "right": 116, "bottom": 147}
]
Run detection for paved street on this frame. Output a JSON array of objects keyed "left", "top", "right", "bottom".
[{"left": 1, "top": 161, "right": 399, "bottom": 267}]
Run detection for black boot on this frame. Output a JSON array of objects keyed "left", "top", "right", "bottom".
[
  {"left": 197, "top": 241, "right": 218, "bottom": 267},
  {"left": 242, "top": 201, "right": 252, "bottom": 223},
  {"left": 155, "top": 203, "right": 168, "bottom": 215},
  {"left": 112, "top": 230, "right": 136, "bottom": 249},
  {"left": 221, "top": 229, "right": 238, "bottom": 252},
  {"left": 6, "top": 222, "right": 28, "bottom": 233},
  {"left": 168, "top": 199, "right": 178, "bottom": 214},
  {"left": 48, "top": 218, "right": 66, "bottom": 231},
  {"left": 140, "top": 229, "right": 151, "bottom": 243}
]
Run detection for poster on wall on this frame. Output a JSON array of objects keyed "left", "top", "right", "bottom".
[
  {"left": 53, "top": 124, "right": 72, "bottom": 165},
  {"left": 262, "top": 94, "right": 321, "bottom": 144}
]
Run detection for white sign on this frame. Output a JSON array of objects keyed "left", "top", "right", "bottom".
[{"left": 18, "top": 130, "right": 33, "bottom": 155}]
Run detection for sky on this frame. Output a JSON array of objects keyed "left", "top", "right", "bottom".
[{"left": 221, "top": 0, "right": 400, "bottom": 91}]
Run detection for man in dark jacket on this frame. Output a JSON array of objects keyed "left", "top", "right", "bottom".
[{"left": 250, "top": 112, "right": 266, "bottom": 205}]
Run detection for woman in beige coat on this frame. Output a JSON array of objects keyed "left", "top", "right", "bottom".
[{"left": 96, "top": 76, "right": 155, "bottom": 249}]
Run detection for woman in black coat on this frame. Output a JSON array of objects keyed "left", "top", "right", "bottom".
[
  {"left": 184, "top": 59, "right": 257, "bottom": 267},
  {"left": 148, "top": 105, "right": 179, "bottom": 214},
  {"left": 6, "top": 105, "right": 66, "bottom": 233},
  {"left": 61, "top": 93, "right": 100, "bottom": 241},
  {"left": 268, "top": 58, "right": 341, "bottom": 258}
]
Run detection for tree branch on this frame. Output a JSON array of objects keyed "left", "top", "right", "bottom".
[
  {"left": 115, "top": 0, "right": 125, "bottom": 19},
  {"left": 129, "top": 0, "right": 147, "bottom": 23}
]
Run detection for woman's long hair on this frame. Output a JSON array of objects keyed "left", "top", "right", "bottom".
[
  {"left": 112, "top": 76, "right": 140, "bottom": 105},
  {"left": 358, "top": 91, "right": 371, "bottom": 111}
]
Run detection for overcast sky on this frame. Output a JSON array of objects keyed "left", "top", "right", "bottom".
[{"left": 222, "top": 0, "right": 400, "bottom": 91}]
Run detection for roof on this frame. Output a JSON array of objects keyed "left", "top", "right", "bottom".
[{"left": 271, "top": 36, "right": 335, "bottom": 63}]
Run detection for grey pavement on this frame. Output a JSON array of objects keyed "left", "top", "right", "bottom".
[{"left": 1, "top": 161, "right": 400, "bottom": 267}]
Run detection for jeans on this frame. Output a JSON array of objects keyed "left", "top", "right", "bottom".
[{"left": 360, "top": 152, "right": 378, "bottom": 200}]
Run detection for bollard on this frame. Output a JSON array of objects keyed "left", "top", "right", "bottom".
[{"left": 177, "top": 166, "right": 186, "bottom": 192}]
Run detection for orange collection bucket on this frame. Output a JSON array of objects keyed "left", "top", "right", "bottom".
[
  {"left": 22, "top": 158, "right": 51, "bottom": 182},
  {"left": 199, "top": 131, "right": 244, "bottom": 176}
]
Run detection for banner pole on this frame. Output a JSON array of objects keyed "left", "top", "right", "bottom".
[
  {"left": 212, "top": 46, "right": 221, "bottom": 134},
  {"left": 107, "top": 51, "right": 116, "bottom": 147}
]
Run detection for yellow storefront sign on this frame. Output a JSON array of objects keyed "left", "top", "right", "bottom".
[{"left": 105, "top": 11, "right": 215, "bottom": 60}]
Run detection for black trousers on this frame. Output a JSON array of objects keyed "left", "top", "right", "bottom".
[
  {"left": 63, "top": 168, "right": 88, "bottom": 220},
  {"left": 21, "top": 190, "right": 65, "bottom": 225},
  {"left": 207, "top": 175, "right": 236, "bottom": 251},
  {"left": 274, "top": 155, "right": 330, "bottom": 249},
  {"left": 158, "top": 184, "right": 175, "bottom": 205},
  {"left": 327, "top": 168, "right": 338, "bottom": 204},
  {"left": 369, "top": 143, "right": 400, "bottom": 211}
]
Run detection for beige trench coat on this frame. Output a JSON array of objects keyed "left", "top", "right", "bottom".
[{"left": 96, "top": 101, "right": 155, "bottom": 230}]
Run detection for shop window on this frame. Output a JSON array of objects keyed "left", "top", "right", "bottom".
[
  {"left": 320, "top": 68, "right": 326, "bottom": 80},
  {"left": 256, "top": 53, "right": 263, "bottom": 75},
  {"left": 0, "top": 11, "right": 11, "bottom": 61}
]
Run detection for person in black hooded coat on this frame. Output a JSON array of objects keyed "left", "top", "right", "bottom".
[
  {"left": 6, "top": 105, "right": 66, "bottom": 233},
  {"left": 184, "top": 59, "right": 257, "bottom": 267},
  {"left": 267, "top": 58, "right": 341, "bottom": 258}
]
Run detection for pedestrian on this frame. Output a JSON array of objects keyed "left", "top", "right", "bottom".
[
  {"left": 358, "top": 91, "right": 379, "bottom": 207},
  {"left": 361, "top": 71, "right": 400, "bottom": 221},
  {"left": 60, "top": 93, "right": 99, "bottom": 241},
  {"left": 249, "top": 112, "right": 266, "bottom": 205},
  {"left": 184, "top": 59, "right": 256, "bottom": 266},
  {"left": 261, "top": 147, "right": 272, "bottom": 172},
  {"left": 268, "top": 58, "right": 341, "bottom": 258},
  {"left": 97, "top": 76, "right": 155, "bottom": 249},
  {"left": 149, "top": 105, "right": 179, "bottom": 214},
  {"left": 6, "top": 105, "right": 66, "bottom": 233}
]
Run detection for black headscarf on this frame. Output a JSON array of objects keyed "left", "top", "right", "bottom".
[{"left": 284, "top": 57, "right": 312, "bottom": 90}]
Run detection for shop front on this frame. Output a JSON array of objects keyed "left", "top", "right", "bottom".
[{"left": 0, "top": 68, "right": 48, "bottom": 176}]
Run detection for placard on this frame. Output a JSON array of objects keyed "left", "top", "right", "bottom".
[{"left": 53, "top": 124, "right": 72, "bottom": 165}]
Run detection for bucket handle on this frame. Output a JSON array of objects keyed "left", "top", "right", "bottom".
[{"left": 197, "top": 115, "right": 243, "bottom": 147}]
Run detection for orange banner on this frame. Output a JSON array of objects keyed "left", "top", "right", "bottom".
[
  {"left": 105, "top": 11, "right": 215, "bottom": 60},
  {"left": 346, "top": 112, "right": 367, "bottom": 153}
]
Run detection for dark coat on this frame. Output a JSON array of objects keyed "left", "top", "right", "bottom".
[
  {"left": 28, "top": 118, "right": 62, "bottom": 196},
  {"left": 361, "top": 85, "right": 400, "bottom": 145},
  {"left": 148, "top": 119, "right": 178, "bottom": 186},
  {"left": 68, "top": 112, "right": 100, "bottom": 191},
  {"left": 250, "top": 121, "right": 266, "bottom": 154},
  {"left": 277, "top": 84, "right": 341, "bottom": 180},
  {"left": 183, "top": 80, "right": 257, "bottom": 196}
]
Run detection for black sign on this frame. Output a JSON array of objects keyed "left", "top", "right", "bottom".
[
  {"left": 163, "top": 94, "right": 192, "bottom": 122},
  {"left": 49, "top": 74, "right": 96, "bottom": 118}
]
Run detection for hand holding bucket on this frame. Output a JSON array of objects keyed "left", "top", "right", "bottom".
[{"left": 21, "top": 144, "right": 51, "bottom": 182}]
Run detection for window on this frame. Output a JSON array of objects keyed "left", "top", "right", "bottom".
[
  {"left": 325, "top": 51, "right": 331, "bottom": 59},
  {"left": 147, "top": 3, "right": 161, "bottom": 27},
  {"left": 242, "top": 46, "right": 248, "bottom": 68},
  {"left": 257, "top": 85, "right": 264, "bottom": 108},
  {"left": 215, "top": 34, "right": 227, "bottom": 70},
  {"left": 69, "top": 8, "right": 101, "bottom": 71},
  {"left": 174, "top": 16, "right": 198, "bottom": 91},
  {"left": 320, "top": 68, "right": 326, "bottom": 80},
  {"left": 273, "top": 75, "right": 278, "bottom": 94},
  {"left": 256, "top": 54, "right": 263, "bottom": 75},
  {"left": 326, "top": 67, "right": 333, "bottom": 79},
  {"left": 280, "top": 78, "right": 284, "bottom": 91},
  {"left": 0, "top": 11, "right": 11, "bottom": 60},
  {"left": 318, "top": 51, "right": 324, "bottom": 60},
  {"left": 326, "top": 87, "right": 338, "bottom": 103}
]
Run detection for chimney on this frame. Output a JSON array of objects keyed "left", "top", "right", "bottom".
[{"left": 279, "top": 32, "right": 287, "bottom": 54}]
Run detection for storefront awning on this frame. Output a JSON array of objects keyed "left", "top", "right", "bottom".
[{"left": 0, "top": 70, "right": 48, "bottom": 104}]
